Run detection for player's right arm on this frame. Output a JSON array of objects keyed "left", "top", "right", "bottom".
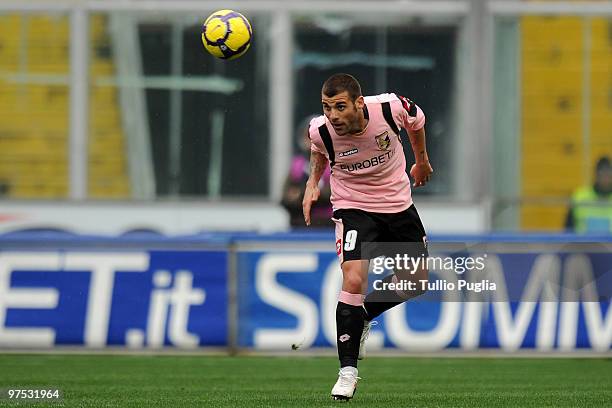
[{"left": 303, "top": 150, "right": 328, "bottom": 226}]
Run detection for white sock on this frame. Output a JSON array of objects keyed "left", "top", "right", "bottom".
[{"left": 340, "top": 366, "right": 358, "bottom": 376}]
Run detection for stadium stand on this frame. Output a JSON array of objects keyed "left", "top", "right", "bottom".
[
  {"left": 520, "top": 16, "right": 612, "bottom": 230},
  {"left": 0, "top": 14, "right": 129, "bottom": 198}
]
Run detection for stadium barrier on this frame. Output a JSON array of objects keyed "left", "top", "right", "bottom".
[{"left": 0, "top": 231, "right": 610, "bottom": 352}]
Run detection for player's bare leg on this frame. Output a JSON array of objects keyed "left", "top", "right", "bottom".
[{"left": 331, "top": 259, "right": 368, "bottom": 401}]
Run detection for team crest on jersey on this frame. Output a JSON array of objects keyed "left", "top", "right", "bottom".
[{"left": 375, "top": 131, "right": 391, "bottom": 151}]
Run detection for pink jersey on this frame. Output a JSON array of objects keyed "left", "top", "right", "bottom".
[{"left": 309, "top": 93, "right": 425, "bottom": 213}]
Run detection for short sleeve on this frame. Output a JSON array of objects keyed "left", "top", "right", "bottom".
[
  {"left": 311, "top": 143, "right": 324, "bottom": 155},
  {"left": 396, "top": 94, "right": 426, "bottom": 131},
  {"left": 308, "top": 117, "right": 326, "bottom": 155}
]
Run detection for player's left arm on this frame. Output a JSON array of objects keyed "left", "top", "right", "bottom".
[
  {"left": 407, "top": 127, "right": 433, "bottom": 188},
  {"left": 396, "top": 95, "right": 433, "bottom": 188}
]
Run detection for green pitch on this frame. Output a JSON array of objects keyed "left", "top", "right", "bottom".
[{"left": 0, "top": 355, "right": 610, "bottom": 407}]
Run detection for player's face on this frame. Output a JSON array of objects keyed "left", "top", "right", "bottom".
[{"left": 322, "top": 91, "right": 364, "bottom": 136}]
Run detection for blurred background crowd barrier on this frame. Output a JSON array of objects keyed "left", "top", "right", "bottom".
[{"left": 0, "top": 0, "right": 610, "bottom": 235}]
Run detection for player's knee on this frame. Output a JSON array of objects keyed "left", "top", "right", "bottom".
[
  {"left": 342, "top": 261, "right": 367, "bottom": 293},
  {"left": 343, "top": 273, "right": 364, "bottom": 293}
]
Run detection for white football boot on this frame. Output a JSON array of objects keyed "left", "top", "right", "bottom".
[
  {"left": 331, "top": 366, "right": 360, "bottom": 401},
  {"left": 358, "top": 320, "right": 377, "bottom": 360}
]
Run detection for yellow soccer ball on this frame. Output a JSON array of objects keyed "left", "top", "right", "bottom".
[{"left": 202, "top": 9, "right": 252, "bottom": 60}]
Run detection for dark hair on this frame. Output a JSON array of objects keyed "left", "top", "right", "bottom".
[{"left": 321, "top": 73, "right": 362, "bottom": 101}]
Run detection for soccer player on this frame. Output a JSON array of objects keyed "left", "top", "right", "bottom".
[{"left": 302, "top": 73, "right": 433, "bottom": 400}]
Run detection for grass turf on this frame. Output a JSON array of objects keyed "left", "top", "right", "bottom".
[{"left": 0, "top": 355, "right": 610, "bottom": 407}]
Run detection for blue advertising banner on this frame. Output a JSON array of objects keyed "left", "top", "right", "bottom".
[
  {"left": 1, "top": 233, "right": 610, "bottom": 352},
  {"left": 0, "top": 250, "right": 227, "bottom": 348},
  {"left": 237, "top": 247, "right": 612, "bottom": 351}
]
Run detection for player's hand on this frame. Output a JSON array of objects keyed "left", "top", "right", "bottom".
[
  {"left": 410, "top": 161, "right": 433, "bottom": 188},
  {"left": 302, "top": 182, "right": 321, "bottom": 226}
]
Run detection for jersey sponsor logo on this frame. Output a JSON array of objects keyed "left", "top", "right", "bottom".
[
  {"left": 336, "top": 239, "right": 342, "bottom": 255},
  {"left": 375, "top": 131, "right": 391, "bottom": 151},
  {"left": 339, "top": 148, "right": 359, "bottom": 158},
  {"left": 339, "top": 150, "right": 395, "bottom": 173}
]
